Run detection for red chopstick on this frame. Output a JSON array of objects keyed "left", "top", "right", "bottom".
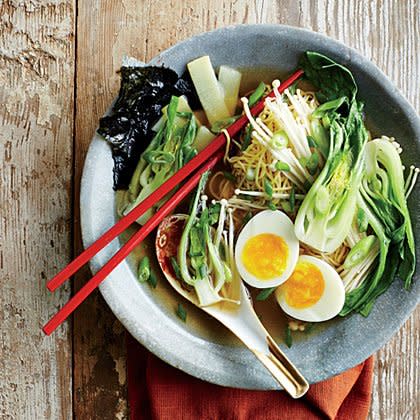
[
  {"left": 43, "top": 152, "right": 223, "bottom": 335},
  {"left": 46, "top": 69, "right": 303, "bottom": 293}
]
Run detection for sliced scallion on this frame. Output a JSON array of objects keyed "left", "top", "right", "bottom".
[
  {"left": 256, "top": 287, "right": 276, "bottom": 301},
  {"left": 176, "top": 303, "right": 187, "bottom": 322},
  {"left": 264, "top": 177, "right": 273, "bottom": 199},
  {"left": 137, "top": 256, "right": 150, "bottom": 283},
  {"left": 275, "top": 161, "right": 291, "bottom": 172},
  {"left": 248, "top": 82, "right": 266, "bottom": 107}
]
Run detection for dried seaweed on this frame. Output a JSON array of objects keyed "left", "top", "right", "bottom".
[{"left": 98, "top": 66, "right": 199, "bottom": 189}]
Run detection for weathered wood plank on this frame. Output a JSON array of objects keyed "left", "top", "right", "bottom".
[
  {"left": 73, "top": 1, "right": 418, "bottom": 419},
  {"left": 0, "top": 0, "right": 74, "bottom": 419}
]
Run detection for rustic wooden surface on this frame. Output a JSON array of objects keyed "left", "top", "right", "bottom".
[{"left": 0, "top": 0, "right": 418, "bottom": 419}]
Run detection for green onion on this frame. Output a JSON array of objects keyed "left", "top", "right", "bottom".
[
  {"left": 264, "top": 177, "right": 273, "bottom": 199},
  {"left": 211, "top": 116, "right": 239, "bottom": 133},
  {"left": 143, "top": 150, "right": 175, "bottom": 165},
  {"left": 256, "top": 287, "right": 276, "bottom": 301},
  {"left": 299, "top": 157, "right": 308, "bottom": 167},
  {"left": 175, "top": 303, "right": 187, "bottom": 322},
  {"left": 357, "top": 207, "right": 368, "bottom": 233},
  {"left": 282, "top": 201, "right": 292, "bottom": 214},
  {"left": 271, "top": 130, "right": 289, "bottom": 149},
  {"left": 287, "top": 82, "right": 297, "bottom": 95},
  {"left": 208, "top": 203, "right": 221, "bottom": 225},
  {"left": 148, "top": 271, "right": 158, "bottom": 288},
  {"left": 285, "top": 325, "right": 293, "bottom": 348},
  {"left": 267, "top": 201, "right": 277, "bottom": 211},
  {"left": 223, "top": 171, "right": 236, "bottom": 182},
  {"left": 243, "top": 211, "right": 252, "bottom": 224},
  {"left": 170, "top": 256, "right": 182, "bottom": 279},
  {"left": 344, "top": 235, "right": 377, "bottom": 269},
  {"left": 307, "top": 136, "right": 317, "bottom": 148},
  {"left": 275, "top": 161, "right": 290, "bottom": 172},
  {"left": 199, "top": 264, "right": 207, "bottom": 278},
  {"left": 289, "top": 186, "right": 295, "bottom": 213},
  {"left": 306, "top": 152, "right": 319, "bottom": 175},
  {"left": 137, "top": 256, "right": 150, "bottom": 283},
  {"left": 182, "top": 147, "right": 197, "bottom": 164},
  {"left": 241, "top": 125, "right": 253, "bottom": 151},
  {"left": 248, "top": 82, "right": 266, "bottom": 107}
]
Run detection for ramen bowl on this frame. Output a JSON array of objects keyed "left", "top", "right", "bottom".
[{"left": 80, "top": 24, "right": 420, "bottom": 388}]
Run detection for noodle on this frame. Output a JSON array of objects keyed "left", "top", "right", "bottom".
[{"left": 207, "top": 86, "right": 349, "bottom": 271}]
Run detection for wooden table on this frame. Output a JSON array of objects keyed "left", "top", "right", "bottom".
[{"left": 1, "top": 1, "right": 418, "bottom": 418}]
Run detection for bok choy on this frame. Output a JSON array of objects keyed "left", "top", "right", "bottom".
[
  {"left": 341, "top": 137, "right": 416, "bottom": 316},
  {"left": 177, "top": 174, "right": 241, "bottom": 307},
  {"left": 294, "top": 52, "right": 368, "bottom": 252},
  {"left": 120, "top": 95, "right": 201, "bottom": 224}
]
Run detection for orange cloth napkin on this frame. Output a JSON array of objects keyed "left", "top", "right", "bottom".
[{"left": 127, "top": 333, "right": 374, "bottom": 420}]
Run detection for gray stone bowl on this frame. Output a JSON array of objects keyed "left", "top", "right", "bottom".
[{"left": 80, "top": 24, "right": 420, "bottom": 389}]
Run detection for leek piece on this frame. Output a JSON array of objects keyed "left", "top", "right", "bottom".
[
  {"left": 187, "top": 56, "right": 230, "bottom": 125},
  {"left": 218, "top": 65, "right": 242, "bottom": 115}
]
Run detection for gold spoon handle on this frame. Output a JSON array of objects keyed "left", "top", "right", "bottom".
[
  {"left": 252, "top": 334, "right": 309, "bottom": 398},
  {"left": 205, "top": 287, "right": 309, "bottom": 398}
]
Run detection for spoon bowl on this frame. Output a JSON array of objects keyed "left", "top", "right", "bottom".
[{"left": 155, "top": 214, "right": 310, "bottom": 398}]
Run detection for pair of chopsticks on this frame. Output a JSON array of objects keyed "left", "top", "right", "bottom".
[{"left": 43, "top": 69, "right": 304, "bottom": 335}]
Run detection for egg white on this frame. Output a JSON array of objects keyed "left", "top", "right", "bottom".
[
  {"left": 235, "top": 210, "right": 299, "bottom": 288},
  {"left": 275, "top": 255, "right": 345, "bottom": 322}
]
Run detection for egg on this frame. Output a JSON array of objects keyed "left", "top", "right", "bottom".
[
  {"left": 275, "top": 255, "right": 345, "bottom": 322},
  {"left": 235, "top": 210, "right": 299, "bottom": 288}
]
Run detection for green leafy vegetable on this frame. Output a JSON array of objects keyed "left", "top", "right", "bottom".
[
  {"left": 248, "top": 82, "right": 266, "bottom": 107},
  {"left": 256, "top": 287, "right": 277, "bottom": 301},
  {"left": 177, "top": 174, "right": 240, "bottom": 306},
  {"left": 137, "top": 256, "right": 150, "bottom": 283},
  {"left": 275, "top": 161, "right": 291, "bottom": 172},
  {"left": 264, "top": 177, "right": 273, "bottom": 199},
  {"left": 289, "top": 186, "right": 296, "bottom": 213},
  {"left": 267, "top": 201, "right": 277, "bottom": 211},
  {"left": 357, "top": 207, "right": 368, "bottom": 233},
  {"left": 148, "top": 271, "right": 158, "bottom": 288},
  {"left": 285, "top": 326, "right": 293, "bottom": 348},
  {"left": 343, "top": 235, "right": 378, "bottom": 269},
  {"left": 170, "top": 256, "right": 182, "bottom": 279},
  {"left": 241, "top": 125, "right": 253, "bottom": 151},
  {"left": 341, "top": 138, "right": 416, "bottom": 316},
  {"left": 176, "top": 303, "right": 187, "bottom": 322},
  {"left": 295, "top": 52, "right": 368, "bottom": 252},
  {"left": 211, "top": 116, "right": 240, "bottom": 133},
  {"left": 299, "top": 51, "right": 357, "bottom": 103},
  {"left": 223, "top": 171, "right": 236, "bottom": 182},
  {"left": 121, "top": 96, "right": 200, "bottom": 224}
]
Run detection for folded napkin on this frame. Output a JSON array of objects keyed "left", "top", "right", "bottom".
[{"left": 127, "top": 333, "right": 373, "bottom": 420}]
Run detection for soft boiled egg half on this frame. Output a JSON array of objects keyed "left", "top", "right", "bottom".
[
  {"left": 235, "top": 210, "right": 299, "bottom": 288},
  {"left": 275, "top": 255, "right": 345, "bottom": 322}
]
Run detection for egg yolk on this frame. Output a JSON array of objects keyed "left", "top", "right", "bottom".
[
  {"left": 280, "top": 262, "right": 325, "bottom": 309},
  {"left": 241, "top": 233, "right": 288, "bottom": 279}
]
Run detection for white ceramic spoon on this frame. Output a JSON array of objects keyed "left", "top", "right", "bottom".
[{"left": 156, "top": 214, "right": 309, "bottom": 398}]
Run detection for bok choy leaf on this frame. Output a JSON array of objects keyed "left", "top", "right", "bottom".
[
  {"left": 177, "top": 175, "right": 240, "bottom": 307},
  {"left": 120, "top": 95, "right": 201, "bottom": 224},
  {"left": 341, "top": 137, "right": 416, "bottom": 316},
  {"left": 295, "top": 52, "right": 368, "bottom": 252}
]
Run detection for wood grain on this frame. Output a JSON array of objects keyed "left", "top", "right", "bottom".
[
  {"left": 0, "top": 0, "right": 417, "bottom": 418},
  {"left": 75, "top": 0, "right": 418, "bottom": 419},
  {"left": 0, "top": 0, "right": 74, "bottom": 419}
]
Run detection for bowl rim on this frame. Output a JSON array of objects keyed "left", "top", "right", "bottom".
[{"left": 80, "top": 23, "right": 420, "bottom": 389}]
